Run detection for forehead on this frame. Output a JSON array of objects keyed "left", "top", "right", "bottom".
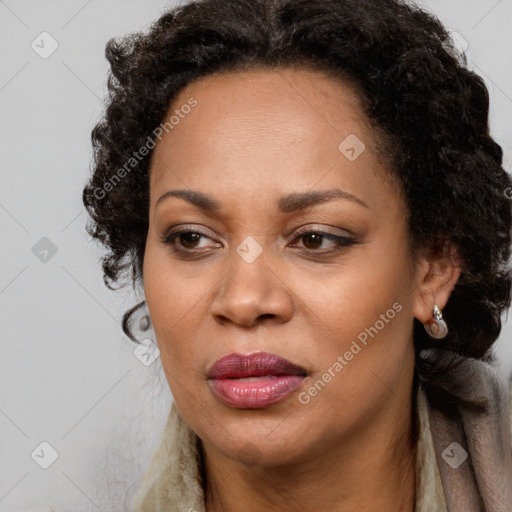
[
  {"left": 148, "top": 67, "right": 398, "bottom": 214},
  {"left": 157, "top": 67, "right": 369, "bottom": 152}
]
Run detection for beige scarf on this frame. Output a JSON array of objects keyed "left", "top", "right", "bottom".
[{"left": 132, "top": 354, "right": 512, "bottom": 511}]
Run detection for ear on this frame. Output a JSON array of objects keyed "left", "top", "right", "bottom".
[{"left": 412, "top": 242, "right": 462, "bottom": 325}]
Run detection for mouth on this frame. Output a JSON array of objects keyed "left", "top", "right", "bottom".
[{"left": 207, "top": 351, "right": 308, "bottom": 409}]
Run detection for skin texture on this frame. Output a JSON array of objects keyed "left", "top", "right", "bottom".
[{"left": 142, "top": 68, "right": 461, "bottom": 512}]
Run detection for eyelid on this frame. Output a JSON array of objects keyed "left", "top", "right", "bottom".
[
  {"left": 291, "top": 223, "right": 355, "bottom": 238},
  {"left": 164, "top": 223, "right": 220, "bottom": 240},
  {"left": 163, "top": 223, "right": 355, "bottom": 242}
]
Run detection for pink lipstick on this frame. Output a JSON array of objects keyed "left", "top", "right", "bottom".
[{"left": 207, "top": 351, "right": 307, "bottom": 408}]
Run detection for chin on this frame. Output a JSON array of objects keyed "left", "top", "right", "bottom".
[{"left": 199, "top": 411, "right": 316, "bottom": 467}]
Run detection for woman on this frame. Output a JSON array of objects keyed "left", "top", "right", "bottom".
[{"left": 82, "top": 0, "right": 512, "bottom": 510}]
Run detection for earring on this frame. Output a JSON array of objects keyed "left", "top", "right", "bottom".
[
  {"left": 131, "top": 300, "right": 156, "bottom": 344},
  {"left": 424, "top": 304, "right": 448, "bottom": 339}
]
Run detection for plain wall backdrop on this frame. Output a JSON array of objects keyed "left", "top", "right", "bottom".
[{"left": 1, "top": 0, "right": 511, "bottom": 510}]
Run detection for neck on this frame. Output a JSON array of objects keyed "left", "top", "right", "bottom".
[{"left": 201, "top": 386, "right": 418, "bottom": 512}]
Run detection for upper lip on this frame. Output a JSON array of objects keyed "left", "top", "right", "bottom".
[{"left": 207, "top": 351, "right": 308, "bottom": 379}]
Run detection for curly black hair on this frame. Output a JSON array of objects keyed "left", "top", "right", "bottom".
[{"left": 82, "top": 0, "right": 512, "bottom": 412}]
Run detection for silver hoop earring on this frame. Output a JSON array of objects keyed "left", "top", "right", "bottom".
[{"left": 424, "top": 304, "right": 448, "bottom": 339}]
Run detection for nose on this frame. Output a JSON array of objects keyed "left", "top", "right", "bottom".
[{"left": 209, "top": 244, "right": 294, "bottom": 328}]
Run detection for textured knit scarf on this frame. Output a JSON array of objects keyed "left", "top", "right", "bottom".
[{"left": 132, "top": 350, "right": 512, "bottom": 511}]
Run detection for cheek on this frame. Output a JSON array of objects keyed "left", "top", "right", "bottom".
[
  {"left": 142, "top": 238, "right": 211, "bottom": 372},
  {"left": 286, "top": 240, "right": 414, "bottom": 408},
  {"left": 290, "top": 244, "right": 411, "bottom": 347},
  {"left": 286, "top": 275, "right": 413, "bottom": 440}
]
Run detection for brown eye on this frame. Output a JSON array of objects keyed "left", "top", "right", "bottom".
[
  {"left": 290, "top": 227, "right": 358, "bottom": 254},
  {"left": 179, "top": 232, "right": 202, "bottom": 249},
  {"left": 160, "top": 227, "right": 222, "bottom": 257},
  {"left": 301, "top": 232, "right": 324, "bottom": 249}
]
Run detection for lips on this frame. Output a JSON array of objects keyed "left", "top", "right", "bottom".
[{"left": 207, "top": 352, "right": 307, "bottom": 408}]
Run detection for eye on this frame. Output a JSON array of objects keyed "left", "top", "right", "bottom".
[
  {"left": 289, "top": 227, "right": 358, "bottom": 253},
  {"left": 160, "top": 224, "right": 358, "bottom": 258},
  {"left": 160, "top": 226, "right": 221, "bottom": 256}
]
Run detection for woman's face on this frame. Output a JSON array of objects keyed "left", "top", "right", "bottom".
[{"left": 143, "top": 68, "right": 425, "bottom": 466}]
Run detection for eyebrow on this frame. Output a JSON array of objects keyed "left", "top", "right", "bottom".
[{"left": 155, "top": 188, "right": 370, "bottom": 212}]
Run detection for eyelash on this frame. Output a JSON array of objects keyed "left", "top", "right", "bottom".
[{"left": 160, "top": 226, "right": 358, "bottom": 258}]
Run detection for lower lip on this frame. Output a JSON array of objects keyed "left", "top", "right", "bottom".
[{"left": 208, "top": 375, "right": 305, "bottom": 408}]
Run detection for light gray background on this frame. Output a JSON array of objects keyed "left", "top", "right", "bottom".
[{"left": 1, "top": 1, "right": 511, "bottom": 510}]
